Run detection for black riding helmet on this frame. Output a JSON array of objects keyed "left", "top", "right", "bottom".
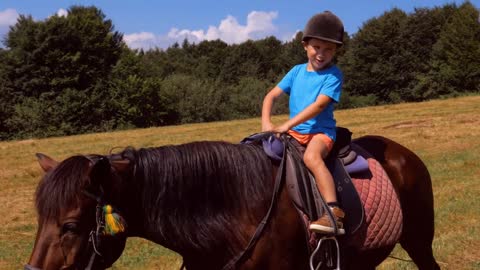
[{"left": 302, "top": 11, "right": 344, "bottom": 46}]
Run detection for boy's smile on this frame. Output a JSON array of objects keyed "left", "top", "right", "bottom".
[{"left": 303, "top": 38, "right": 337, "bottom": 71}]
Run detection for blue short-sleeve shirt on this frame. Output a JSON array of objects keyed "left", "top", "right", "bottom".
[{"left": 277, "top": 63, "right": 343, "bottom": 140}]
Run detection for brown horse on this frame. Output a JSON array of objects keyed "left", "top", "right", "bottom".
[{"left": 25, "top": 135, "right": 440, "bottom": 270}]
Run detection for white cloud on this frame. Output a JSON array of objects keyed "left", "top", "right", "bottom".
[
  {"left": 123, "top": 32, "right": 159, "bottom": 50},
  {"left": 288, "top": 29, "right": 302, "bottom": 41},
  {"left": 0, "top": 8, "right": 19, "bottom": 27},
  {"left": 245, "top": 11, "right": 278, "bottom": 37},
  {"left": 0, "top": 8, "right": 19, "bottom": 45},
  {"left": 57, "top": 8, "right": 68, "bottom": 17},
  {"left": 124, "top": 11, "right": 281, "bottom": 50}
]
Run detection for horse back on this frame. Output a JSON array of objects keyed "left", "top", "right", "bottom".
[{"left": 352, "top": 135, "right": 433, "bottom": 194}]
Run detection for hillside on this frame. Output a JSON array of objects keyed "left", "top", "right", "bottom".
[{"left": 1, "top": 95, "right": 479, "bottom": 269}]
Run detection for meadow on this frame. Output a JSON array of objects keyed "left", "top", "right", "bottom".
[{"left": 0, "top": 96, "right": 479, "bottom": 269}]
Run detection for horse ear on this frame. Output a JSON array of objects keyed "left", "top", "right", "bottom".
[
  {"left": 111, "top": 159, "right": 131, "bottom": 174},
  {"left": 87, "top": 157, "right": 112, "bottom": 195},
  {"left": 36, "top": 153, "right": 59, "bottom": 172},
  {"left": 88, "top": 157, "right": 130, "bottom": 201}
]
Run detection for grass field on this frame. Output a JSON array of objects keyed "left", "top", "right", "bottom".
[{"left": 1, "top": 96, "right": 479, "bottom": 269}]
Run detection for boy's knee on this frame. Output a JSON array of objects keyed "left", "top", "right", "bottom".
[{"left": 303, "top": 152, "right": 324, "bottom": 168}]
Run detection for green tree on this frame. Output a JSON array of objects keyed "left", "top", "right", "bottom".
[
  {"left": 6, "top": 6, "right": 123, "bottom": 97},
  {"left": 253, "top": 36, "right": 286, "bottom": 82},
  {"left": 339, "top": 8, "right": 409, "bottom": 103},
  {"left": 226, "top": 77, "right": 271, "bottom": 118},
  {"left": 159, "top": 74, "right": 228, "bottom": 124},
  {"left": 0, "top": 49, "right": 15, "bottom": 139},
  {"left": 416, "top": 1, "right": 480, "bottom": 98},
  {"left": 140, "top": 49, "right": 174, "bottom": 79},
  {"left": 399, "top": 5, "right": 457, "bottom": 101},
  {"left": 191, "top": 39, "right": 228, "bottom": 79},
  {"left": 4, "top": 6, "right": 124, "bottom": 138},
  {"left": 219, "top": 40, "right": 262, "bottom": 84},
  {"left": 281, "top": 32, "right": 307, "bottom": 71},
  {"left": 108, "top": 76, "right": 168, "bottom": 128}
]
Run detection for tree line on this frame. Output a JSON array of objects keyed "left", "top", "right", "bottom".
[{"left": 0, "top": 2, "right": 479, "bottom": 140}]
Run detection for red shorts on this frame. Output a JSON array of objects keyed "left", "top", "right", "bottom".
[{"left": 288, "top": 130, "right": 334, "bottom": 152}]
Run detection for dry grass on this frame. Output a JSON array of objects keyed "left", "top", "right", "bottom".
[{"left": 1, "top": 96, "right": 479, "bottom": 269}]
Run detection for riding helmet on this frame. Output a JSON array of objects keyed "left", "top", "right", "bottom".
[{"left": 302, "top": 11, "right": 344, "bottom": 46}]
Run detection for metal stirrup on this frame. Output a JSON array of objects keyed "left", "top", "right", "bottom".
[{"left": 309, "top": 236, "right": 340, "bottom": 270}]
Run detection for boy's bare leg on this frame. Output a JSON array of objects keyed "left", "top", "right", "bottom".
[
  {"left": 303, "top": 135, "right": 336, "bottom": 203},
  {"left": 304, "top": 134, "right": 345, "bottom": 234}
]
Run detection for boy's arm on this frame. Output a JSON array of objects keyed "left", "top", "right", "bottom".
[
  {"left": 262, "top": 86, "right": 284, "bottom": 132},
  {"left": 274, "top": 94, "right": 332, "bottom": 133}
]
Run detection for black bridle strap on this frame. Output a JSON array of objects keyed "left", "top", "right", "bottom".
[
  {"left": 76, "top": 191, "right": 106, "bottom": 270},
  {"left": 220, "top": 134, "right": 288, "bottom": 270},
  {"left": 85, "top": 250, "right": 97, "bottom": 270}
]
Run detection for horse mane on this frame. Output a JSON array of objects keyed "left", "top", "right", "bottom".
[
  {"left": 35, "top": 155, "right": 92, "bottom": 220},
  {"left": 120, "top": 141, "right": 274, "bottom": 254}
]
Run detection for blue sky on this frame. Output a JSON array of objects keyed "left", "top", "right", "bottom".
[{"left": 1, "top": 0, "right": 477, "bottom": 49}]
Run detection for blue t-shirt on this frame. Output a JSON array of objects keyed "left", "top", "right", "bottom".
[{"left": 277, "top": 63, "right": 343, "bottom": 141}]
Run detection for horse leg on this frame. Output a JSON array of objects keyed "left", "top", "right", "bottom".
[
  {"left": 393, "top": 145, "right": 440, "bottom": 270},
  {"left": 342, "top": 246, "right": 395, "bottom": 270},
  {"left": 401, "top": 242, "right": 440, "bottom": 270},
  {"left": 400, "top": 191, "right": 441, "bottom": 270}
]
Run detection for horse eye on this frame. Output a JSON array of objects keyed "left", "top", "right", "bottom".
[{"left": 62, "top": 222, "right": 79, "bottom": 234}]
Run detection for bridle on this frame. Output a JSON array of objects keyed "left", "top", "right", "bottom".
[
  {"left": 74, "top": 156, "right": 116, "bottom": 270},
  {"left": 75, "top": 154, "right": 127, "bottom": 270},
  {"left": 78, "top": 192, "right": 109, "bottom": 270},
  {"left": 25, "top": 156, "right": 126, "bottom": 270},
  {"left": 23, "top": 189, "right": 118, "bottom": 270}
]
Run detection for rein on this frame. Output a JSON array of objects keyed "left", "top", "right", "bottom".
[{"left": 219, "top": 134, "right": 288, "bottom": 270}]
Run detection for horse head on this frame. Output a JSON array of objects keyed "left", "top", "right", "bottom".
[{"left": 25, "top": 153, "right": 132, "bottom": 270}]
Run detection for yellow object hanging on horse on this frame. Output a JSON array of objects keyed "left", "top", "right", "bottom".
[{"left": 103, "top": 205, "right": 126, "bottom": 235}]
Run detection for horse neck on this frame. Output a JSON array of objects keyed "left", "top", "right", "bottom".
[{"left": 125, "top": 143, "right": 274, "bottom": 255}]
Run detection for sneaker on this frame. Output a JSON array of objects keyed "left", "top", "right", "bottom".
[{"left": 309, "top": 206, "right": 345, "bottom": 235}]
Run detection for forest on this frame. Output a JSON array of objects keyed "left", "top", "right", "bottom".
[{"left": 0, "top": 1, "right": 478, "bottom": 140}]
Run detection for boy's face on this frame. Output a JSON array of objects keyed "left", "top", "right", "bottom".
[{"left": 302, "top": 38, "right": 337, "bottom": 71}]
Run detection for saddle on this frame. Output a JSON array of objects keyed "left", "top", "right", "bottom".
[
  {"left": 241, "top": 127, "right": 368, "bottom": 235},
  {"left": 241, "top": 129, "right": 403, "bottom": 266}
]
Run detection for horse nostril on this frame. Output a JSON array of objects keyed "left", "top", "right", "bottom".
[{"left": 24, "top": 264, "right": 42, "bottom": 270}]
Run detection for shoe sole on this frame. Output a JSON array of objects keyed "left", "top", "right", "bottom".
[{"left": 309, "top": 224, "right": 345, "bottom": 235}]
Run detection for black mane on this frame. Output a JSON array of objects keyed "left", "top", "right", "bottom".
[{"left": 121, "top": 141, "right": 274, "bottom": 254}]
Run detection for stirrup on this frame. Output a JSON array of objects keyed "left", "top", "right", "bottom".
[{"left": 309, "top": 236, "right": 340, "bottom": 270}]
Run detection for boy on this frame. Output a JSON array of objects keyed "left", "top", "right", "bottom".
[{"left": 261, "top": 11, "right": 345, "bottom": 234}]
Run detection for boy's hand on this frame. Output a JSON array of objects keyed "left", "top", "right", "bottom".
[
  {"left": 272, "top": 123, "right": 290, "bottom": 134},
  {"left": 262, "top": 121, "right": 275, "bottom": 132}
]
